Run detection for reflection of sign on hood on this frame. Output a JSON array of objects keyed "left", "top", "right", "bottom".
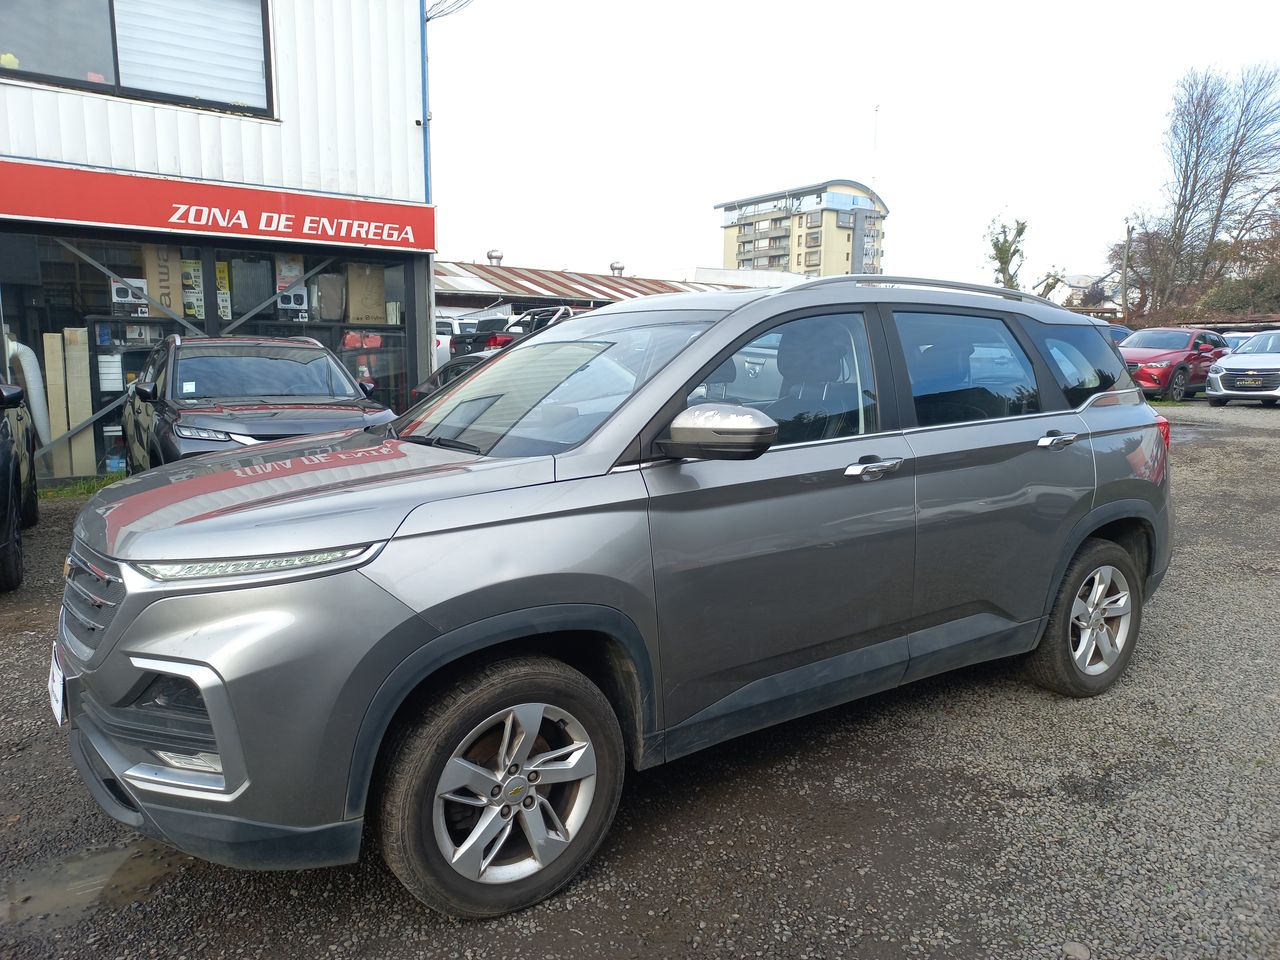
[{"left": 99, "top": 441, "right": 434, "bottom": 555}]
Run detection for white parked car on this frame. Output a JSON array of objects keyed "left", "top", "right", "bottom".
[{"left": 1207, "top": 331, "right": 1280, "bottom": 407}]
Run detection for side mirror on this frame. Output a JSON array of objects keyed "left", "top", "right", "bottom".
[
  {"left": 0, "top": 383, "right": 24, "bottom": 408},
  {"left": 1198, "top": 343, "right": 1215, "bottom": 353},
  {"left": 134, "top": 381, "right": 158, "bottom": 403},
  {"left": 359, "top": 381, "right": 376, "bottom": 398},
  {"left": 656, "top": 403, "right": 778, "bottom": 461}
]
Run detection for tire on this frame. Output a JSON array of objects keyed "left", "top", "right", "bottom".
[
  {"left": 378, "top": 656, "right": 625, "bottom": 918},
  {"left": 1262, "top": 399, "right": 1277, "bottom": 408},
  {"left": 19, "top": 458, "right": 38, "bottom": 528},
  {"left": 0, "top": 478, "right": 23, "bottom": 592},
  {"left": 1163, "top": 369, "right": 1188, "bottom": 402},
  {"left": 1208, "top": 398, "right": 1228, "bottom": 407},
  {"left": 1025, "top": 538, "right": 1142, "bottom": 698}
]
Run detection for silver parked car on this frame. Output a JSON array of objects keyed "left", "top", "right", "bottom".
[
  {"left": 51, "top": 277, "right": 1172, "bottom": 918},
  {"left": 1207, "top": 331, "right": 1280, "bottom": 406}
]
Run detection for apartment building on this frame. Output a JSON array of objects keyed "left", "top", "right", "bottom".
[{"left": 716, "top": 180, "right": 888, "bottom": 277}]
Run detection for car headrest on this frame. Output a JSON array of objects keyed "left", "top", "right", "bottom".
[
  {"left": 777, "top": 322, "right": 844, "bottom": 382},
  {"left": 706, "top": 356, "right": 737, "bottom": 385}
]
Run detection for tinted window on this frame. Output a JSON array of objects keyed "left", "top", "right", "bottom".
[
  {"left": 1022, "top": 323, "right": 1134, "bottom": 408},
  {"left": 687, "top": 313, "right": 878, "bottom": 444},
  {"left": 894, "top": 312, "right": 1040, "bottom": 426},
  {"left": 475, "top": 318, "right": 508, "bottom": 333},
  {"left": 174, "top": 345, "right": 360, "bottom": 400},
  {"left": 435, "top": 322, "right": 453, "bottom": 335},
  {"left": 1122, "top": 330, "right": 1192, "bottom": 350},
  {"left": 0, "top": 0, "right": 116, "bottom": 86}
]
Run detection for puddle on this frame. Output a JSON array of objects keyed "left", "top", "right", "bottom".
[{"left": 3, "top": 839, "right": 185, "bottom": 929}]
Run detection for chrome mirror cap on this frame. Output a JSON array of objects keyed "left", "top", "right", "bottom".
[{"left": 657, "top": 403, "right": 778, "bottom": 461}]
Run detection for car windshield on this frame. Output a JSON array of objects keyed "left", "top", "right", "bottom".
[
  {"left": 174, "top": 345, "right": 359, "bottom": 399},
  {"left": 1225, "top": 334, "right": 1252, "bottom": 350},
  {"left": 1235, "top": 332, "right": 1280, "bottom": 355},
  {"left": 393, "top": 313, "right": 715, "bottom": 457},
  {"left": 1121, "top": 330, "right": 1192, "bottom": 350},
  {"left": 475, "top": 318, "right": 509, "bottom": 333}
]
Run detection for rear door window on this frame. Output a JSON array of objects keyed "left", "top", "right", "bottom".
[{"left": 891, "top": 312, "right": 1040, "bottom": 426}]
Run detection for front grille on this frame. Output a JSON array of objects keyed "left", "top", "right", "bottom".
[
  {"left": 79, "top": 688, "right": 216, "bottom": 754},
  {"left": 62, "top": 542, "right": 125, "bottom": 651},
  {"left": 1222, "top": 372, "right": 1280, "bottom": 391}
]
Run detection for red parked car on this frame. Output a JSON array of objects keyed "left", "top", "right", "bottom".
[{"left": 1119, "top": 327, "right": 1229, "bottom": 401}]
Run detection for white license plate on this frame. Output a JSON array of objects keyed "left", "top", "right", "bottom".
[{"left": 48, "top": 643, "right": 65, "bottom": 726}]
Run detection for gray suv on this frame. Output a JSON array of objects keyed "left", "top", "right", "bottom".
[{"left": 51, "top": 277, "right": 1171, "bottom": 918}]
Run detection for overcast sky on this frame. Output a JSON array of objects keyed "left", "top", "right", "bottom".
[{"left": 427, "top": 0, "right": 1279, "bottom": 285}]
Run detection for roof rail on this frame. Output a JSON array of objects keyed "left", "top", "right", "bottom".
[{"left": 793, "top": 274, "right": 1060, "bottom": 308}]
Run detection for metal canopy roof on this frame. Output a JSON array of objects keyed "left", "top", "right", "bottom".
[{"left": 434, "top": 261, "right": 741, "bottom": 303}]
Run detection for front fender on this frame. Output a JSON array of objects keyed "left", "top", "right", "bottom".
[{"left": 342, "top": 603, "right": 660, "bottom": 820}]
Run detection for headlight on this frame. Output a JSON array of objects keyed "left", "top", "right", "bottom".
[
  {"left": 174, "top": 425, "right": 232, "bottom": 441},
  {"left": 1209, "top": 364, "right": 1224, "bottom": 375},
  {"left": 134, "top": 547, "right": 368, "bottom": 582},
  {"left": 1141, "top": 360, "right": 1173, "bottom": 369}
]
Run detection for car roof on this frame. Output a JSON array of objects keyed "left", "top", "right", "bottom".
[
  {"left": 171, "top": 336, "right": 327, "bottom": 349},
  {"left": 587, "top": 277, "right": 1104, "bottom": 327}
]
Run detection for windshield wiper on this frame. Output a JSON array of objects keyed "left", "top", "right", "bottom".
[{"left": 396, "top": 434, "right": 483, "bottom": 454}]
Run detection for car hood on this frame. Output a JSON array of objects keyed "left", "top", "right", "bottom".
[
  {"left": 1119, "top": 347, "right": 1184, "bottom": 364},
  {"left": 174, "top": 397, "right": 394, "bottom": 437},
  {"left": 1217, "top": 353, "right": 1280, "bottom": 371},
  {"left": 75, "top": 429, "right": 554, "bottom": 561}
]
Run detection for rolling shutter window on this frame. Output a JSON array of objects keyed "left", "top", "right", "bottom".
[{"left": 114, "top": 0, "right": 268, "bottom": 109}]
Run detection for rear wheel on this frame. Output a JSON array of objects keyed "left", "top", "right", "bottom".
[
  {"left": 19, "top": 459, "right": 38, "bottom": 528},
  {"left": 1208, "top": 397, "right": 1228, "bottom": 407},
  {"left": 1025, "top": 538, "right": 1142, "bottom": 697},
  {"left": 378, "top": 657, "right": 625, "bottom": 918},
  {"left": 0, "top": 478, "right": 24, "bottom": 592}
]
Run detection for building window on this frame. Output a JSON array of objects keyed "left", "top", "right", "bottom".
[
  {"left": 805, "top": 232, "right": 821, "bottom": 248},
  {"left": 805, "top": 251, "right": 821, "bottom": 267},
  {"left": 805, "top": 211, "right": 822, "bottom": 228},
  {"left": 0, "top": 0, "right": 272, "bottom": 114},
  {"left": 796, "top": 254, "right": 802, "bottom": 267}
]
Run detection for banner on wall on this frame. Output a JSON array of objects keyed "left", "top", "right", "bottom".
[{"left": 0, "top": 159, "right": 436, "bottom": 253}]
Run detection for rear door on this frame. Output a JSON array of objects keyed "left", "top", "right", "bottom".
[
  {"left": 884, "top": 308, "right": 1096, "bottom": 681},
  {"left": 643, "top": 306, "right": 917, "bottom": 756}
]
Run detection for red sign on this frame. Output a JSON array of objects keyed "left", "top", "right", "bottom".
[{"left": 0, "top": 159, "right": 435, "bottom": 253}]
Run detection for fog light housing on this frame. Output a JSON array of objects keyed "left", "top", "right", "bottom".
[{"left": 153, "top": 750, "right": 223, "bottom": 774}]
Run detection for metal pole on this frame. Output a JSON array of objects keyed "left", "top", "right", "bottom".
[{"left": 1121, "top": 221, "right": 1132, "bottom": 323}]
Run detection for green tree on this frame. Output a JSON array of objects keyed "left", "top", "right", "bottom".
[{"left": 987, "top": 219, "right": 1027, "bottom": 289}]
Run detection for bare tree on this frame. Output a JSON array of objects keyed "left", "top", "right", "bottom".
[
  {"left": 987, "top": 219, "right": 1026, "bottom": 289},
  {"left": 1131, "top": 65, "right": 1280, "bottom": 316}
]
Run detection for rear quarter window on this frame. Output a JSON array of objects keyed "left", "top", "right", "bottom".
[{"left": 1023, "top": 322, "right": 1134, "bottom": 408}]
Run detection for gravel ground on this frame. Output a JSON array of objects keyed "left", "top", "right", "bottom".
[{"left": 1, "top": 404, "right": 1277, "bottom": 959}]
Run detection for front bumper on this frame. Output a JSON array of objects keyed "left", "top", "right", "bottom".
[
  {"left": 1206, "top": 372, "right": 1280, "bottom": 400},
  {"left": 68, "top": 726, "right": 361, "bottom": 869},
  {"left": 56, "top": 560, "right": 429, "bottom": 870},
  {"left": 1128, "top": 366, "right": 1174, "bottom": 394}
]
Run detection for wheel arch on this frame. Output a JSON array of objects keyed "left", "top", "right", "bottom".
[
  {"left": 1040, "top": 500, "right": 1161, "bottom": 625},
  {"left": 344, "top": 604, "right": 661, "bottom": 821}
]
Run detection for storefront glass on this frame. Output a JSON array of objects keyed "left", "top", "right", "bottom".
[{"left": 0, "top": 229, "right": 416, "bottom": 478}]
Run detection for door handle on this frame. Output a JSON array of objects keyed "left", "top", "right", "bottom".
[
  {"left": 845, "top": 456, "right": 904, "bottom": 480},
  {"left": 1036, "top": 432, "right": 1078, "bottom": 450}
]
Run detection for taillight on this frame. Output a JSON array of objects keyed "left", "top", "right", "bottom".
[
  {"left": 435, "top": 338, "right": 440, "bottom": 347},
  {"left": 1154, "top": 414, "right": 1171, "bottom": 449},
  {"left": 485, "top": 334, "right": 515, "bottom": 350}
]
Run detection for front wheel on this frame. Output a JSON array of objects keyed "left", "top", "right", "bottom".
[
  {"left": 1025, "top": 538, "right": 1142, "bottom": 697},
  {"left": 1163, "top": 369, "right": 1188, "bottom": 402},
  {"left": 0, "top": 484, "right": 23, "bottom": 592},
  {"left": 19, "top": 461, "right": 38, "bottom": 528},
  {"left": 378, "top": 657, "right": 625, "bottom": 918}
]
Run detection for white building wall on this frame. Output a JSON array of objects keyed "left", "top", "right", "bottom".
[{"left": 0, "top": 0, "right": 426, "bottom": 203}]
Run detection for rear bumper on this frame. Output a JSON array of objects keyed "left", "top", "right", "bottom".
[{"left": 69, "top": 725, "right": 362, "bottom": 870}]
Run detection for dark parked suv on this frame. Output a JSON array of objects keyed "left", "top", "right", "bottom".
[
  {"left": 123, "top": 335, "right": 395, "bottom": 472},
  {"left": 53, "top": 277, "right": 1171, "bottom": 917}
]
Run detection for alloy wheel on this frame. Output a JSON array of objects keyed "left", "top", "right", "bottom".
[
  {"left": 1168, "top": 372, "right": 1187, "bottom": 402},
  {"left": 432, "top": 703, "right": 597, "bottom": 885},
  {"left": 1069, "top": 565, "right": 1133, "bottom": 676}
]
